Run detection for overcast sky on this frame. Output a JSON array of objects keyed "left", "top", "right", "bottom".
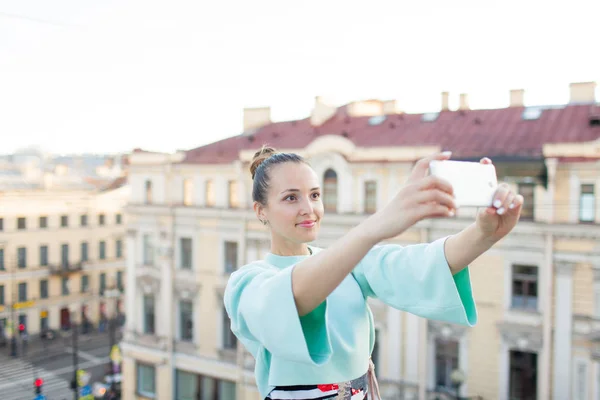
[{"left": 0, "top": 0, "right": 598, "bottom": 155}]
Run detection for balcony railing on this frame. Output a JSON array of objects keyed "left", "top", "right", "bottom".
[{"left": 47, "top": 262, "right": 83, "bottom": 275}]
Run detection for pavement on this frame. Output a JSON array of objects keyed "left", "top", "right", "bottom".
[{"left": 0, "top": 329, "right": 122, "bottom": 400}]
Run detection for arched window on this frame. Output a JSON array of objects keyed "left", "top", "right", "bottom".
[
  {"left": 323, "top": 169, "right": 338, "bottom": 212},
  {"left": 183, "top": 179, "right": 193, "bottom": 206},
  {"left": 144, "top": 180, "right": 153, "bottom": 204}
]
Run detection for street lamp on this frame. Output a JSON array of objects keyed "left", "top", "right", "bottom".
[
  {"left": 69, "top": 303, "right": 79, "bottom": 400},
  {"left": 450, "top": 369, "right": 466, "bottom": 400},
  {"left": 104, "top": 285, "right": 121, "bottom": 393}
]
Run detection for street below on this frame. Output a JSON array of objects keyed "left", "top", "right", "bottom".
[{"left": 0, "top": 330, "right": 120, "bottom": 399}]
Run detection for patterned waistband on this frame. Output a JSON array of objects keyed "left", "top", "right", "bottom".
[{"left": 266, "top": 371, "right": 369, "bottom": 400}]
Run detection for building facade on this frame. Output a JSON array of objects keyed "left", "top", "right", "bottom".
[
  {"left": 121, "top": 81, "right": 600, "bottom": 400},
  {"left": 0, "top": 184, "right": 128, "bottom": 340}
]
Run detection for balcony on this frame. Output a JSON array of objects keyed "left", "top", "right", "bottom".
[{"left": 47, "top": 262, "right": 83, "bottom": 276}]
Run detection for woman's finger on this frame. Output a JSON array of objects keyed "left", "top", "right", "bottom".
[
  {"left": 492, "top": 183, "right": 511, "bottom": 215},
  {"left": 409, "top": 151, "right": 452, "bottom": 182},
  {"left": 413, "top": 189, "right": 457, "bottom": 210}
]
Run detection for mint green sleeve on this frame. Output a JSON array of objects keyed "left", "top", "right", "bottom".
[
  {"left": 223, "top": 263, "right": 332, "bottom": 365},
  {"left": 352, "top": 236, "right": 477, "bottom": 326}
]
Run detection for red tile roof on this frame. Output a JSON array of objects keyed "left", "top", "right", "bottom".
[{"left": 182, "top": 103, "right": 600, "bottom": 164}]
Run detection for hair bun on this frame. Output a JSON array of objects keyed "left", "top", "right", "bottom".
[{"left": 250, "top": 145, "right": 277, "bottom": 179}]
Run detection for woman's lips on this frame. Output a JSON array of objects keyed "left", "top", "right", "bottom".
[{"left": 297, "top": 221, "right": 316, "bottom": 228}]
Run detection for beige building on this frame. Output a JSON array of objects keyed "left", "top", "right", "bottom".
[
  {"left": 0, "top": 181, "right": 128, "bottom": 339},
  {"left": 121, "top": 81, "right": 600, "bottom": 400}
]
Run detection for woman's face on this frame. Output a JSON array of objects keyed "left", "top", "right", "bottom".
[{"left": 256, "top": 162, "right": 324, "bottom": 246}]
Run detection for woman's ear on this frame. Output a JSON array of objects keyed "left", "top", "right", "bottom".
[{"left": 253, "top": 201, "right": 265, "bottom": 222}]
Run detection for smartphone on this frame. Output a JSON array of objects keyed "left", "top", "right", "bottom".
[{"left": 429, "top": 160, "right": 498, "bottom": 207}]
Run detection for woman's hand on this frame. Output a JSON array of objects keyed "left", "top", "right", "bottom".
[
  {"left": 475, "top": 157, "right": 524, "bottom": 243},
  {"left": 365, "top": 151, "right": 457, "bottom": 242}
]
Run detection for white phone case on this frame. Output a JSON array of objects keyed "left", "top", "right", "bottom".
[{"left": 429, "top": 160, "right": 498, "bottom": 207}]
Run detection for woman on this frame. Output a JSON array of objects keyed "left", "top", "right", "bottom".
[{"left": 224, "top": 146, "right": 523, "bottom": 400}]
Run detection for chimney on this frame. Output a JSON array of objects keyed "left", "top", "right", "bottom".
[
  {"left": 311, "top": 96, "right": 338, "bottom": 126},
  {"left": 459, "top": 93, "right": 469, "bottom": 110},
  {"left": 347, "top": 99, "right": 384, "bottom": 117},
  {"left": 441, "top": 92, "right": 450, "bottom": 111},
  {"left": 510, "top": 89, "right": 525, "bottom": 107},
  {"left": 383, "top": 100, "right": 400, "bottom": 114},
  {"left": 569, "top": 82, "right": 597, "bottom": 104},
  {"left": 243, "top": 107, "right": 271, "bottom": 132}
]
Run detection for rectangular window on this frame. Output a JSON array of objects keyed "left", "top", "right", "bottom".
[
  {"left": 176, "top": 370, "right": 199, "bottom": 400},
  {"left": 80, "top": 214, "right": 88, "bottom": 226},
  {"left": 509, "top": 350, "right": 538, "bottom": 400},
  {"left": 364, "top": 180, "right": 377, "bottom": 214},
  {"left": 180, "top": 238, "right": 192, "bottom": 269},
  {"left": 61, "top": 244, "right": 69, "bottom": 268},
  {"left": 18, "top": 282, "right": 27, "bottom": 302},
  {"left": 136, "top": 363, "right": 156, "bottom": 398},
  {"left": 0, "top": 285, "right": 4, "bottom": 305},
  {"left": 99, "top": 241, "right": 106, "bottom": 260},
  {"left": 116, "top": 239, "right": 123, "bottom": 258},
  {"left": 100, "top": 273, "right": 106, "bottom": 296},
  {"left": 39, "top": 216, "right": 48, "bottom": 229},
  {"left": 372, "top": 328, "right": 380, "bottom": 373},
  {"left": 228, "top": 180, "right": 239, "bottom": 208},
  {"left": 17, "top": 217, "right": 26, "bottom": 230},
  {"left": 0, "top": 218, "right": 3, "bottom": 231},
  {"left": 62, "top": 277, "right": 70, "bottom": 296},
  {"left": 143, "top": 234, "right": 154, "bottom": 265},
  {"left": 180, "top": 300, "right": 193, "bottom": 341},
  {"left": 0, "top": 248, "right": 4, "bottom": 270},
  {"left": 198, "top": 376, "right": 236, "bottom": 400},
  {"left": 511, "top": 264, "right": 538, "bottom": 310},
  {"left": 205, "top": 180, "right": 215, "bottom": 207},
  {"left": 39, "top": 245, "right": 48, "bottom": 266},
  {"left": 98, "top": 214, "right": 105, "bottom": 226},
  {"left": 435, "top": 338, "right": 459, "bottom": 390},
  {"left": 183, "top": 179, "right": 193, "bottom": 206},
  {"left": 580, "top": 184, "right": 596, "bottom": 223},
  {"left": 143, "top": 295, "right": 155, "bottom": 334},
  {"left": 17, "top": 247, "right": 27, "bottom": 269},
  {"left": 222, "top": 307, "right": 237, "bottom": 349},
  {"left": 81, "top": 242, "right": 88, "bottom": 262},
  {"left": 117, "top": 271, "right": 124, "bottom": 292},
  {"left": 60, "top": 215, "right": 69, "bottom": 227},
  {"left": 115, "top": 213, "right": 122, "bottom": 224},
  {"left": 81, "top": 275, "right": 89, "bottom": 293},
  {"left": 40, "top": 310, "right": 49, "bottom": 331},
  {"left": 39, "top": 279, "right": 48, "bottom": 299},
  {"left": 518, "top": 182, "right": 535, "bottom": 221},
  {"left": 573, "top": 359, "right": 588, "bottom": 400},
  {"left": 224, "top": 242, "right": 238, "bottom": 273}
]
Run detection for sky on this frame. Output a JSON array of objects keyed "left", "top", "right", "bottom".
[{"left": 0, "top": 0, "right": 598, "bottom": 155}]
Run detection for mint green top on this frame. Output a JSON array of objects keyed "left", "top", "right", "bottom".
[{"left": 223, "top": 236, "right": 478, "bottom": 399}]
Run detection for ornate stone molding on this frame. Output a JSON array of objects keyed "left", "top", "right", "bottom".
[
  {"left": 428, "top": 320, "right": 468, "bottom": 341},
  {"left": 555, "top": 252, "right": 600, "bottom": 268},
  {"left": 174, "top": 278, "right": 201, "bottom": 300},
  {"left": 137, "top": 274, "right": 161, "bottom": 294},
  {"left": 554, "top": 261, "right": 576, "bottom": 275},
  {"left": 497, "top": 321, "right": 543, "bottom": 352}
]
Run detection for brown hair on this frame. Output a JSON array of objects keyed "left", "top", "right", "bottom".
[{"left": 250, "top": 145, "right": 306, "bottom": 205}]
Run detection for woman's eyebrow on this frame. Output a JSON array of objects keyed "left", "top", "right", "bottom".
[{"left": 279, "top": 187, "right": 320, "bottom": 194}]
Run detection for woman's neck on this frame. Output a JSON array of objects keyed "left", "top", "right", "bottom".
[{"left": 270, "top": 238, "right": 311, "bottom": 256}]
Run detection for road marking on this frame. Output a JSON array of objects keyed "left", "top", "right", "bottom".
[
  {"left": 65, "top": 347, "right": 105, "bottom": 362},
  {"left": 0, "top": 357, "right": 108, "bottom": 390}
]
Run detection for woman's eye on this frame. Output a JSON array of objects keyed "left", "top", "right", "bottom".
[
  {"left": 312, "top": 192, "right": 321, "bottom": 199},
  {"left": 285, "top": 195, "right": 296, "bottom": 201}
]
